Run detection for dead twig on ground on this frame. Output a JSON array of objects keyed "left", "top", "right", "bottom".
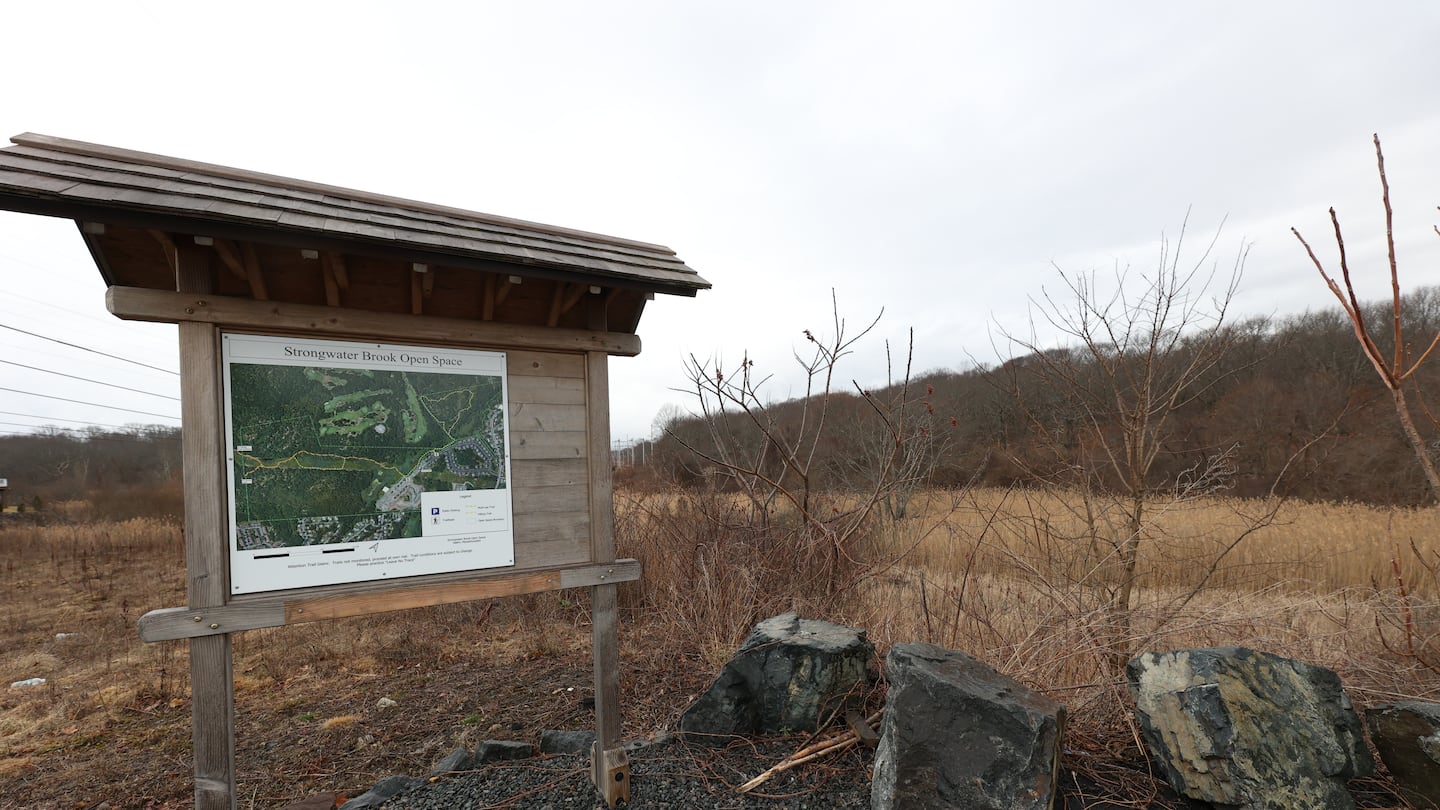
[{"left": 736, "top": 710, "right": 881, "bottom": 794}]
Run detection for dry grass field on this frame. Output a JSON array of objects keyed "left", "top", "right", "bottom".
[
  {"left": 3, "top": 489, "right": 1438, "bottom": 807},
  {"left": 864, "top": 489, "right": 1440, "bottom": 710}
]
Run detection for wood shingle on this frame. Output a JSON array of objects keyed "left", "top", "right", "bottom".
[{"left": 0, "top": 133, "right": 707, "bottom": 335}]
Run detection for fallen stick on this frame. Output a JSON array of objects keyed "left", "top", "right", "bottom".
[{"left": 736, "top": 710, "right": 881, "bottom": 794}]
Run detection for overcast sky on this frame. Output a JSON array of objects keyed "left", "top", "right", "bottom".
[{"left": 1, "top": 1, "right": 1438, "bottom": 442}]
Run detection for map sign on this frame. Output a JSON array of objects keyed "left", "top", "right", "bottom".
[{"left": 222, "top": 334, "right": 514, "bottom": 594}]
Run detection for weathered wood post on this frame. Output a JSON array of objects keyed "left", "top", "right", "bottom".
[
  {"left": 586, "top": 300, "right": 628, "bottom": 803},
  {"left": 174, "top": 242, "right": 237, "bottom": 809}
]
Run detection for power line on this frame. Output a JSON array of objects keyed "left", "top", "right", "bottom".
[
  {"left": 0, "top": 385, "right": 179, "bottom": 420},
  {"left": 0, "top": 321, "right": 178, "bottom": 375},
  {"left": 0, "top": 410, "right": 143, "bottom": 429},
  {"left": 0, "top": 358, "right": 181, "bottom": 401}
]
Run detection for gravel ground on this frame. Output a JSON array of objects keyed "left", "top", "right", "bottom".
[
  {"left": 370, "top": 735, "right": 1407, "bottom": 810},
  {"left": 379, "top": 736, "right": 873, "bottom": 810}
]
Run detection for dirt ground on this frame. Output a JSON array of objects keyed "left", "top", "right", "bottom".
[{"left": 3, "top": 615, "right": 715, "bottom": 808}]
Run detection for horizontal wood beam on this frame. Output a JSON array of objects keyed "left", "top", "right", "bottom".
[
  {"left": 138, "top": 559, "right": 640, "bottom": 642},
  {"left": 106, "top": 286, "right": 643, "bottom": 356}
]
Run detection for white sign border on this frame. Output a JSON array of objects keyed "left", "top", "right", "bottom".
[{"left": 221, "top": 333, "right": 515, "bottom": 595}]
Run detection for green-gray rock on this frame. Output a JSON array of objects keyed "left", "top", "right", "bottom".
[
  {"left": 1367, "top": 701, "right": 1440, "bottom": 809},
  {"left": 872, "top": 643, "right": 1064, "bottom": 810},
  {"left": 1127, "top": 647, "right": 1371, "bottom": 810},
  {"left": 677, "top": 613, "right": 872, "bottom": 741}
]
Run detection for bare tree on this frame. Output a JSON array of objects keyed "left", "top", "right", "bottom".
[
  {"left": 1292, "top": 133, "right": 1440, "bottom": 504},
  {"left": 995, "top": 217, "right": 1257, "bottom": 664},
  {"left": 666, "top": 295, "right": 941, "bottom": 599}
]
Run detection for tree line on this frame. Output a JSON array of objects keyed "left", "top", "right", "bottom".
[
  {"left": 645, "top": 287, "right": 1440, "bottom": 507},
  {"left": 9, "top": 288, "right": 1440, "bottom": 515},
  {"left": 0, "top": 426, "right": 182, "bottom": 518}
]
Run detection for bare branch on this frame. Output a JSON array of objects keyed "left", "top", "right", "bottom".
[
  {"left": 1291, "top": 225, "right": 1395, "bottom": 388},
  {"left": 1296, "top": 134, "right": 1440, "bottom": 503},
  {"left": 1376, "top": 133, "right": 1404, "bottom": 375}
]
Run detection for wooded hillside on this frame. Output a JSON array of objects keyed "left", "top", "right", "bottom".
[
  {"left": 647, "top": 288, "right": 1440, "bottom": 506},
  {"left": 0, "top": 426, "right": 181, "bottom": 517}
]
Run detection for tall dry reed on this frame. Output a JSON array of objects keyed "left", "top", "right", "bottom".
[{"left": 615, "top": 484, "right": 1440, "bottom": 729}]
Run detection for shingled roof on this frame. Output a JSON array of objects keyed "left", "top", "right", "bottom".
[{"left": 0, "top": 134, "right": 706, "bottom": 335}]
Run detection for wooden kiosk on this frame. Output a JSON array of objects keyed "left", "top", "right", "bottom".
[{"left": 0, "top": 134, "right": 709, "bottom": 808}]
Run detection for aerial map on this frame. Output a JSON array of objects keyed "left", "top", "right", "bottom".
[
  {"left": 223, "top": 335, "right": 515, "bottom": 593},
  {"left": 229, "top": 363, "right": 506, "bottom": 549}
]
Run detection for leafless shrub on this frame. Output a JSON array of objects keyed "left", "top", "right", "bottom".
[
  {"left": 989, "top": 217, "right": 1287, "bottom": 667},
  {"left": 661, "top": 296, "right": 951, "bottom": 608}
]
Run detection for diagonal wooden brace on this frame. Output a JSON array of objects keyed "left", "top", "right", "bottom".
[{"left": 591, "top": 743, "right": 630, "bottom": 806}]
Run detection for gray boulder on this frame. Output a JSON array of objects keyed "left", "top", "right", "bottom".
[
  {"left": 539, "top": 728, "right": 595, "bottom": 754},
  {"left": 1127, "top": 647, "right": 1372, "bottom": 809},
  {"left": 427, "top": 746, "right": 473, "bottom": 776},
  {"left": 1366, "top": 701, "right": 1440, "bottom": 809},
  {"left": 337, "top": 775, "right": 422, "bottom": 810},
  {"left": 475, "top": 739, "right": 536, "bottom": 764},
  {"left": 871, "top": 642, "right": 1064, "bottom": 810},
  {"left": 424, "top": 740, "right": 536, "bottom": 780},
  {"left": 678, "top": 613, "right": 873, "bottom": 741}
]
